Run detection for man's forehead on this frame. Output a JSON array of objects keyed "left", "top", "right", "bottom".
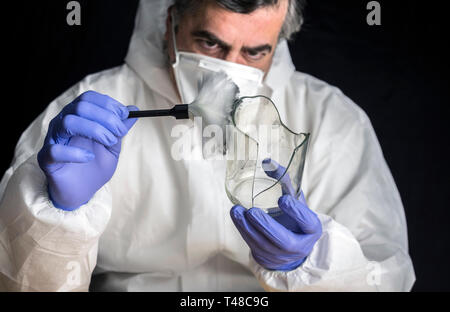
[{"left": 182, "top": 0, "right": 288, "bottom": 45}]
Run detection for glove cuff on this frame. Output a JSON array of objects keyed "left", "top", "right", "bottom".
[{"left": 272, "top": 257, "right": 307, "bottom": 272}]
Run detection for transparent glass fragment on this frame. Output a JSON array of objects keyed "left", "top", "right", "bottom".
[{"left": 225, "top": 96, "right": 310, "bottom": 216}]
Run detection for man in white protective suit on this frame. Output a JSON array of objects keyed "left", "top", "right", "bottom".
[{"left": 0, "top": 0, "right": 415, "bottom": 291}]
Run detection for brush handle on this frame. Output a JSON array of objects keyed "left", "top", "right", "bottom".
[
  {"left": 128, "top": 104, "right": 189, "bottom": 119},
  {"left": 128, "top": 109, "right": 171, "bottom": 118}
]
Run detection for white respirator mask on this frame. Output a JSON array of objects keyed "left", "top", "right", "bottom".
[{"left": 170, "top": 11, "right": 264, "bottom": 104}]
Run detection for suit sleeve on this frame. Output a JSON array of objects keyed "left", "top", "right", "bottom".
[{"left": 0, "top": 84, "right": 113, "bottom": 291}]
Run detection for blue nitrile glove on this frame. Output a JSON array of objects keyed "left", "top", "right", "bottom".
[
  {"left": 37, "top": 91, "right": 138, "bottom": 211},
  {"left": 230, "top": 159, "right": 322, "bottom": 271}
]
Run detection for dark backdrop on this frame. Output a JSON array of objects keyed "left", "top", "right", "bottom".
[{"left": 2, "top": 0, "right": 449, "bottom": 291}]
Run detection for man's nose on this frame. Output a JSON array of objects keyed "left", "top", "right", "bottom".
[{"left": 224, "top": 50, "right": 247, "bottom": 66}]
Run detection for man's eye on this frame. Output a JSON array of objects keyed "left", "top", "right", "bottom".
[
  {"left": 246, "top": 50, "right": 266, "bottom": 61},
  {"left": 200, "top": 40, "right": 218, "bottom": 49}
]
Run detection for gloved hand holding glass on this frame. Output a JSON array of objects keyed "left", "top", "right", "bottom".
[
  {"left": 230, "top": 159, "right": 322, "bottom": 271},
  {"left": 227, "top": 95, "right": 321, "bottom": 271},
  {"left": 37, "top": 91, "right": 138, "bottom": 211}
]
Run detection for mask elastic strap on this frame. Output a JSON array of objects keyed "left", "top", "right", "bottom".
[{"left": 170, "top": 10, "right": 180, "bottom": 66}]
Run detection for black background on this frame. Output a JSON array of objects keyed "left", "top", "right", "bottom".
[{"left": 2, "top": 0, "right": 449, "bottom": 291}]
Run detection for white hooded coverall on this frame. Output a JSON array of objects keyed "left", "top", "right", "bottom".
[{"left": 0, "top": 0, "right": 415, "bottom": 291}]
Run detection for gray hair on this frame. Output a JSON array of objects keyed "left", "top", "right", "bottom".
[{"left": 173, "top": 0, "right": 305, "bottom": 41}]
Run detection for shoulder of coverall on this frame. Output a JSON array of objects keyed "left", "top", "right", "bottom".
[
  {"left": 282, "top": 69, "right": 379, "bottom": 161},
  {"left": 77, "top": 65, "right": 143, "bottom": 96},
  {"left": 290, "top": 70, "right": 372, "bottom": 128}
]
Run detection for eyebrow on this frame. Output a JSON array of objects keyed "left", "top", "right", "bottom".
[{"left": 191, "top": 30, "right": 272, "bottom": 54}]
